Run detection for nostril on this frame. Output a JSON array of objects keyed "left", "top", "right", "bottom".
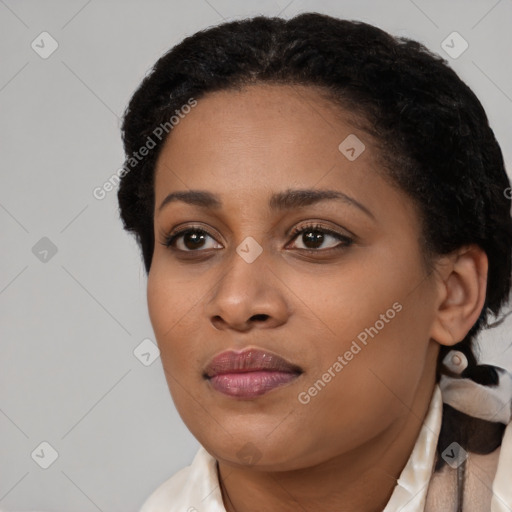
[{"left": 251, "top": 314, "right": 269, "bottom": 322}]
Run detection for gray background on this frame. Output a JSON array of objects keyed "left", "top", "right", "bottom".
[{"left": 1, "top": 0, "right": 511, "bottom": 510}]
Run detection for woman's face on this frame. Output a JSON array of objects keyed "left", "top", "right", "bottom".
[{"left": 148, "top": 83, "right": 441, "bottom": 469}]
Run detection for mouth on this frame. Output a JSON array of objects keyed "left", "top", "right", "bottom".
[{"left": 203, "top": 348, "right": 303, "bottom": 399}]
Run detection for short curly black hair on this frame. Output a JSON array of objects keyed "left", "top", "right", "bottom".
[{"left": 118, "top": 11, "right": 512, "bottom": 475}]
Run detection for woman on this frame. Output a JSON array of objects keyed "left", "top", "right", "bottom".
[{"left": 117, "top": 12, "right": 512, "bottom": 511}]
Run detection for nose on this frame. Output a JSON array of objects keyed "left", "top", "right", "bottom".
[{"left": 205, "top": 251, "right": 290, "bottom": 332}]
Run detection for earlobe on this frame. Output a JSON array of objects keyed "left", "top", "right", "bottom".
[{"left": 429, "top": 245, "right": 488, "bottom": 347}]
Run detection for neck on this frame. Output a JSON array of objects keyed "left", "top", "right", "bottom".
[{"left": 217, "top": 357, "right": 438, "bottom": 512}]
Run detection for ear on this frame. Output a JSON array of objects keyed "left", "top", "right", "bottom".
[{"left": 429, "top": 244, "right": 488, "bottom": 346}]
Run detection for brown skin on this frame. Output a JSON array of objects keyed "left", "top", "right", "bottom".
[{"left": 147, "top": 84, "right": 488, "bottom": 512}]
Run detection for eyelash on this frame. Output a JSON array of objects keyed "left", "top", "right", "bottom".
[{"left": 160, "top": 222, "right": 353, "bottom": 254}]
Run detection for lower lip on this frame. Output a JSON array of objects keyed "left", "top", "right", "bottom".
[{"left": 208, "top": 371, "right": 300, "bottom": 398}]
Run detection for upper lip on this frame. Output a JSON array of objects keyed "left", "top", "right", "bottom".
[{"left": 204, "top": 348, "right": 303, "bottom": 378}]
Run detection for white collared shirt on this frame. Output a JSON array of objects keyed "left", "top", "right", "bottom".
[{"left": 139, "top": 385, "right": 512, "bottom": 511}]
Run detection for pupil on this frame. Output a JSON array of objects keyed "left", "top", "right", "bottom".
[
  {"left": 304, "top": 231, "right": 323, "bottom": 248},
  {"left": 185, "top": 232, "right": 205, "bottom": 250}
]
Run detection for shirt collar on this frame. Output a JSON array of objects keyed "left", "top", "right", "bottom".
[{"left": 382, "top": 384, "right": 443, "bottom": 511}]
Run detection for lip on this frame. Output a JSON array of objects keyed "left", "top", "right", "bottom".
[{"left": 203, "top": 348, "right": 303, "bottom": 398}]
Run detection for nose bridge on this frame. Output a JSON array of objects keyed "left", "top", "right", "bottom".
[
  {"left": 205, "top": 239, "right": 288, "bottom": 330},
  {"left": 217, "top": 238, "right": 269, "bottom": 301}
]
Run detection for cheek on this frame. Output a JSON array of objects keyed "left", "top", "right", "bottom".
[
  {"left": 297, "top": 247, "right": 434, "bottom": 398},
  {"left": 299, "top": 255, "right": 423, "bottom": 351},
  {"left": 147, "top": 259, "right": 205, "bottom": 330},
  {"left": 147, "top": 268, "right": 205, "bottom": 366},
  {"left": 294, "top": 298, "right": 432, "bottom": 454}
]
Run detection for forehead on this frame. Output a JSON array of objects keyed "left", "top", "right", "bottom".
[{"left": 153, "top": 83, "right": 379, "bottom": 197}]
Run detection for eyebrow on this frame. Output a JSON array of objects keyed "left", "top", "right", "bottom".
[{"left": 158, "top": 188, "right": 375, "bottom": 220}]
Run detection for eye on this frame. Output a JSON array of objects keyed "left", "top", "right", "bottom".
[
  {"left": 287, "top": 223, "right": 353, "bottom": 252},
  {"left": 160, "top": 226, "right": 222, "bottom": 252},
  {"left": 160, "top": 222, "right": 353, "bottom": 254}
]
